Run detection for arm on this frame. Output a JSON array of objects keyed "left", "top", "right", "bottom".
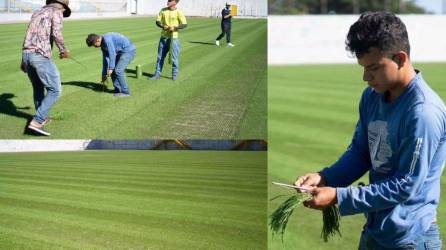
[
  {"left": 319, "top": 93, "right": 371, "bottom": 187},
  {"left": 223, "top": 9, "right": 231, "bottom": 19},
  {"left": 337, "top": 105, "right": 443, "bottom": 216},
  {"left": 171, "top": 24, "right": 187, "bottom": 31},
  {"left": 156, "top": 21, "right": 164, "bottom": 29},
  {"left": 176, "top": 24, "right": 187, "bottom": 30},
  {"left": 101, "top": 50, "right": 109, "bottom": 78},
  {"left": 156, "top": 11, "right": 168, "bottom": 30},
  {"left": 173, "top": 11, "right": 187, "bottom": 31},
  {"left": 51, "top": 11, "right": 67, "bottom": 54},
  {"left": 104, "top": 38, "right": 116, "bottom": 71},
  {"left": 295, "top": 91, "right": 371, "bottom": 210}
]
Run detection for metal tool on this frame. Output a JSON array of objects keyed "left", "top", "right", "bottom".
[
  {"left": 272, "top": 182, "right": 313, "bottom": 192},
  {"left": 69, "top": 55, "right": 88, "bottom": 69},
  {"left": 100, "top": 76, "right": 109, "bottom": 92}
]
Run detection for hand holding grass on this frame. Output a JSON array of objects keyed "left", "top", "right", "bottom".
[
  {"left": 303, "top": 187, "right": 337, "bottom": 210},
  {"left": 270, "top": 180, "right": 341, "bottom": 242},
  {"left": 294, "top": 172, "right": 326, "bottom": 188}
]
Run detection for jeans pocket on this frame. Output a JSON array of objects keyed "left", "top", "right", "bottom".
[
  {"left": 397, "top": 243, "right": 416, "bottom": 250},
  {"left": 424, "top": 239, "right": 442, "bottom": 250},
  {"left": 424, "top": 223, "right": 440, "bottom": 236}
]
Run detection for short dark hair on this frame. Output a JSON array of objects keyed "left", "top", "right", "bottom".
[
  {"left": 86, "top": 34, "right": 100, "bottom": 47},
  {"left": 346, "top": 11, "right": 410, "bottom": 58}
]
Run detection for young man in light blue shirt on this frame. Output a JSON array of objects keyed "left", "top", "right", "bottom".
[
  {"left": 295, "top": 12, "right": 446, "bottom": 249},
  {"left": 86, "top": 33, "right": 136, "bottom": 97}
]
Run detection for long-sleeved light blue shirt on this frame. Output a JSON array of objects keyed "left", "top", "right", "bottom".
[
  {"left": 101, "top": 32, "right": 135, "bottom": 75},
  {"left": 320, "top": 71, "right": 446, "bottom": 248}
]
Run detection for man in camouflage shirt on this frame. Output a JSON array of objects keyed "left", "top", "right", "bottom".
[{"left": 21, "top": 0, "right": 71, "bottom": 136}]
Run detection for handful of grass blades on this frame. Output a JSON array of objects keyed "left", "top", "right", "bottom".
[
  {"left": 269, "top": 183, "right": 342, "bottom": 242},
  {"left": 321, "top": 203, "right": 341, "bottom": 242}
]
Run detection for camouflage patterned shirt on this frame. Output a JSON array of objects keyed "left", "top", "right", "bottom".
[{"left": 22, "top": 6, "right": 66, "bottom": 59}]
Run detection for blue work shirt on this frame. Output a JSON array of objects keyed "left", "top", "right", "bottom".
[
  {"left": 101, "top": 32, "right": 135, "bottom": 75},
  {"left": 320, "top": 71, "right": 446, "bottom": 248}
]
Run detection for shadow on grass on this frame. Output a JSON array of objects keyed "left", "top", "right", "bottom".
[
  {"left": 0, "top": 93, "right": 44, "bottom": 136},
  {"left": 0, "top": 93, "right": 33, "bottom": 121},
  {"left": 125, "top": 68, "right": 152, "bottom": 79},
  {"left": 62, "top": 81, "right": 114, "bottom": 93},
  {"left": 189, "top": 41, "right": 216, "bottom": 46},
  {"left": 125, "top": 69, "right": 173, "bottom": 80}
]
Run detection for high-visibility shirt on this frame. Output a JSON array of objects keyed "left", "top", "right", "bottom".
[{"left": 157, "top": 8, "right": 187, "bottom": 39}]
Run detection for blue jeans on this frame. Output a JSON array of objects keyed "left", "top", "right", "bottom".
[
  {"left": 22, "top": 52, "right": 61, "bottom": 124},
  {"left": 112, "top": 51, "right": 135, "bottom": 94},
  {"left": 359, "top": 223, "right": 442, "bottom": 250},
  {"left": 154, "top": 37, "right": 180, "bottom": 77}
]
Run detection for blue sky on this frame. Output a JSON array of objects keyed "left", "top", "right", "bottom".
[{"left": 415, "top": 0, "right": 443, "bottom": 14}]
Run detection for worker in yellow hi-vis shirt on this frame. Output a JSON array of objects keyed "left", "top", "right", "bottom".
[{"left": 149, "top": 0, "right": 187, "bottom": 81}]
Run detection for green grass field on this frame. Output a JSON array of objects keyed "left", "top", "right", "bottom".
[
  {"left": 268, "top": 63, "right": 446, "bottom": 249},
  {"left": 0, "top": 150, "right": 266, "bottom": 249},
  {"left": 0, "top": 17, "right": 266, "bottom": 139}
]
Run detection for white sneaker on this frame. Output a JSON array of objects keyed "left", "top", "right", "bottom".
[
  {"left": 227, "top": 43, "right": 235, "bottom": 47},
  {"left": 215, "top": 40, "right": 220, "bottom": 46},
  {"left": 28, "top": 120, "right": 51, "bottom": 136}
]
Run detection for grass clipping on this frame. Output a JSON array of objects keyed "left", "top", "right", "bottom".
[{"left": 269, "top": 193, "right": 341, "bottom": 242}]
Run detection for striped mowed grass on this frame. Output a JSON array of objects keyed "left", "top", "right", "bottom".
[
  {"left": 268, "top": 63, "right": 446, "bottom": 249},
  {"left": 0, "top": 17, "right": 266, "bottom": 139},
  {"left": 0, "top": 151, "right": 267, "bottom": 249}
]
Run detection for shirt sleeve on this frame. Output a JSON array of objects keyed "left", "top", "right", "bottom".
[
  {"left": 156, "top": 20, "right": 163, "bottom": 29},
  {"left": 178, "top": 10, "right": 187, "bottom": 24},
  {"left": 101, "top": 49, "right": 109, "bottom": 77},
  {"left": 336, "top": 104, "right": 444, "bottom": 216},
  {"left": 320, "top": 91, "right": 371, "bottom": 187},
  {"left": 156, "top": 10, "right": 163, "bottom": 23},
  {"left": 51, "top": 11, "right": 66, "bottom": 52},
  {"left": 104, "top": 38, "right": 116, "bottom": 70}
]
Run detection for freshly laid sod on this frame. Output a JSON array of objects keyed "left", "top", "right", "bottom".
[
  {"left": 0, "top": 17, "right": 266, "bottom": 139},
  {"left": 268, "top": 63, "right": 446, "bottom": 249},
  {"left": 0, "top": 151, "right": 267, "bottom": 249}
]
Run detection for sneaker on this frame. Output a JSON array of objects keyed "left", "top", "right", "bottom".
[
  {"left": 114, "top": 93, "right": 131, "bottom": 97},
  {"left": 172, "top": 75, "right": 178, "bottom": 81},
  {"left": 28, "top": 120, "right": 51, "bottom": 136},
  {"left": 215, "top": 40, "right": 220, "bottom": 46},
  {"left": 227, "top": 43, "right": 235, "bottom": 47},
  {"left": 41, "top": 118, "right": 51, "bottom": 126},
  {"left": 149, "top": 74, "right": 161, "bottom": 80}
]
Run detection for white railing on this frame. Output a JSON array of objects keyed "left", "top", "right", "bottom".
[
  {"left": 0, "top": 0, "right": 128, "bottom": 13},
  {"left": 269, "top": 15, "right": 446, "bottom": 64}
]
